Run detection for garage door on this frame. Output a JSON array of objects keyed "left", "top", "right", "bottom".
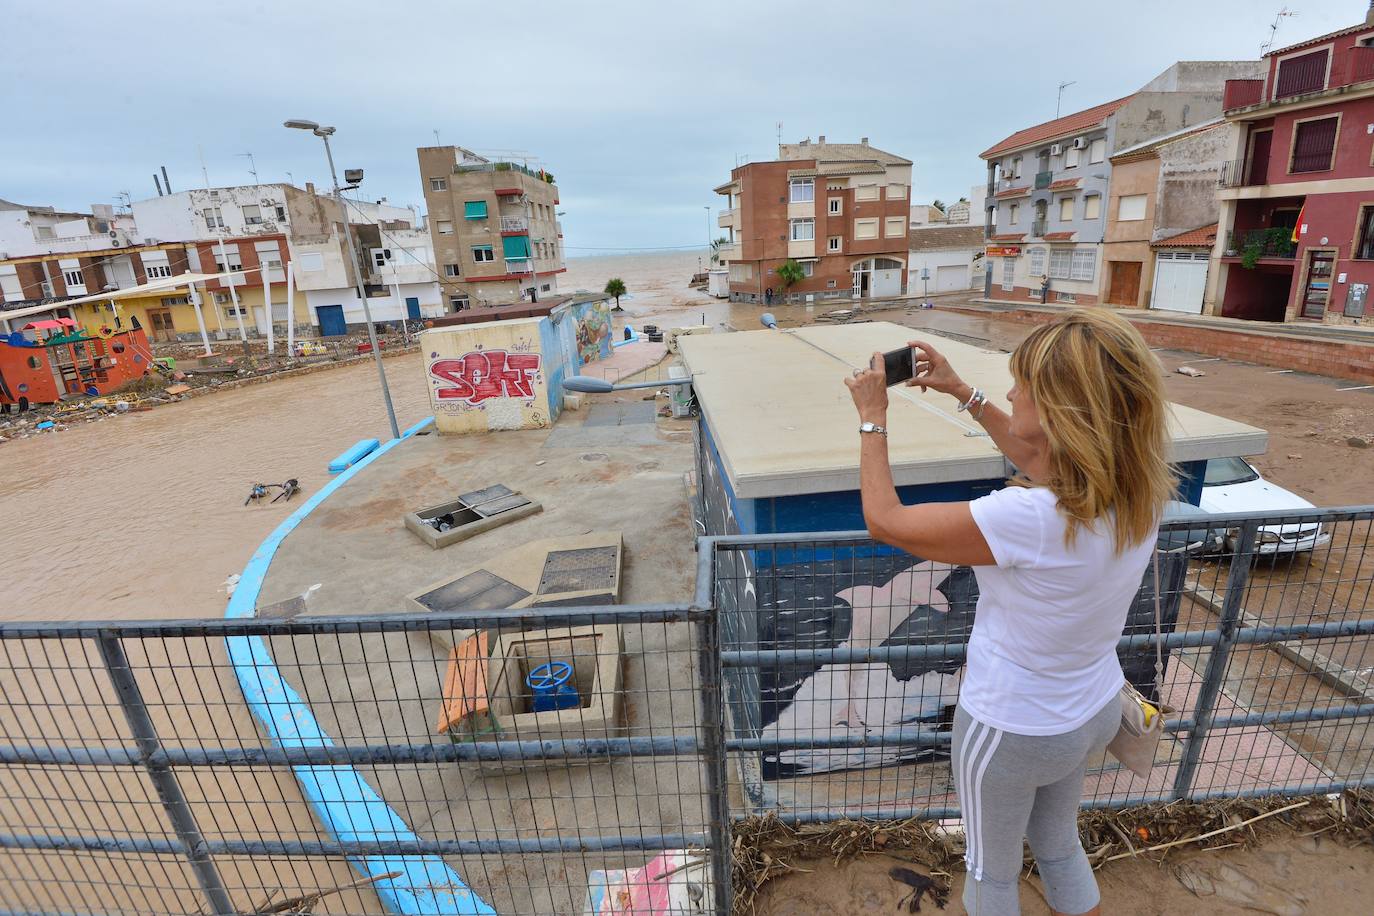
[
  {"left": 1151, "top": 251, "right": 1208, "bottom": 314},
  {"left": 935, "top": 264, "right": 966, "bottom": 292}
]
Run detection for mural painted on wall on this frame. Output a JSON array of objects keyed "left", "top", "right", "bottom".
[{"left": 573, "top": 300, "right": 613, "bottom": 364}]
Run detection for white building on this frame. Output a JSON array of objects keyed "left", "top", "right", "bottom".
[
  {"left": 907, "top": 225, "right": 986, "bottom": 294},
  {"left": 0, "top": 199, "right": 137, "bottom": 260}
]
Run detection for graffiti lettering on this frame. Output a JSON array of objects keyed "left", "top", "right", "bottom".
[{"left": 429, "top": 350, "right": 541, "bottom": 405}]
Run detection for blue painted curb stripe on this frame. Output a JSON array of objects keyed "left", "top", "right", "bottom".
[{"left": 224, "top": 418, "right": 495, "bottom": 916}]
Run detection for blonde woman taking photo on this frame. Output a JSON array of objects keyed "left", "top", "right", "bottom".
[{"left": 844, "top": 309, "right": 1174, "bottom": 915}]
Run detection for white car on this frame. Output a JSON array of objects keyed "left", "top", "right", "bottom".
[{"left": 1200, "top": 457, "right": 1331, "bottom": 555}]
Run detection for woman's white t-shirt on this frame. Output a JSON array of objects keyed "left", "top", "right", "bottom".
[{"left": 962, "top": 485, "right": 1156, "bottom": 736}]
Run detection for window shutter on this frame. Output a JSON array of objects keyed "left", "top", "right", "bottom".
[
  {"left": 1275, "top": 49, "right": 1328, "bottom": 99},
  {"left": 1292, "top": 117, "right": 1338, "bottom": 172}
]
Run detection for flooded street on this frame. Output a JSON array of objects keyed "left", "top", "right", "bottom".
[{"left": 1, "top": 353, "right": 434, "bottom": 619}]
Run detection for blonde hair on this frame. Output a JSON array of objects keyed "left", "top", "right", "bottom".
[{"left": 1008, "top": 308, "right": 1176, "bottom": 553}]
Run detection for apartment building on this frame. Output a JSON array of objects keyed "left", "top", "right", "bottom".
[
  {"left": 1207, "top": 7, "right": 1374, "bottom": 324},
  {"left": 714, "top": 137, "right": 912, "bottom": 303},
  {"left": 417, "top": 146, "right": 564, "bottom": 311},
  {"left": 1102, "top": 120, "right": 1237, "bottom": 312},
  {"left": 980, "top": 61, "right": 1262, "bottom": 306}
]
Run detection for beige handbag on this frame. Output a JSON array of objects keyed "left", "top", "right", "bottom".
[{"left": 1106, "top": 549, "right": 1171, "bottom": 778}]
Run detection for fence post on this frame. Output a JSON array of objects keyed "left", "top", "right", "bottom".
[
  {"left": 696, "top": 561, "right": 733, "bottom": 914},
  {"left": 96, "top": 634, "right": 237, "bottom": 916},
  {"left": 1171, "top": 520, "right": 1259, "bottom": 800}
]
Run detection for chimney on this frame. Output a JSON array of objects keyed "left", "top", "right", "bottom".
[
  {"left": 161, "top": 165, "right": 172, "bottom": 193},
  {"left": 153, "top": 174, "right": 164, "bottom": 197},
  {"left": 818, "top": 135, "right": 826, "bottom": 144},
  {"left": 306, "top": 182, "right": 316, "bottom": 196},
  {"left": 861, "top": 137, "right": 869, "bottom": 146}
]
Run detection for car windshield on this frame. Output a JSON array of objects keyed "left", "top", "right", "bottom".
[{"left": 1204, "top": 456, "right": 1260, "bottom": 487}]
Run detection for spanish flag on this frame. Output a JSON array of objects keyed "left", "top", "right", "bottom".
[{"left": 1291, "top": 202, "right": 1306, "bottom": 244}]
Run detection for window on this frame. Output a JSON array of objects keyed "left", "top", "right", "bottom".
[
  {"left": 275, "top": 206, "right": 286, "bottom": 221},
  {"left": 789, "top": 178, "right": 814, "bottom": 203},
  {"left": 242, "top": 204, "right": 262, "bottom": 225},
  {"left": 1029, "top": 247, "right": 1046, "bottom": 277},
  {"left": 204, "top": 207, "right": 224, "bottom": 230},
  {"left": 437, "top": 220, "right": 454, "bottom": 235},
  {"left": 1291, "top": 116, "right": 1339, "bottom": 173},
  {"left": 541, "top": 283, "right": 551, "bottom": 292},
  {"left": 1009, "top": 203, "right": 1020, "bottom": 225},
  {"left": 449, "top": 295, "right": 469, "bottom": 311},
  {"left": 1084, "top": 194, "right": 1102, "bottom": 220},
  {"left": 464, "top": 200, "right": 488, "bottom": 219},
  {"left": 801, "top": 261, "right": 815, "bottom": 278},
  {"left": 62, "top": 268, "right": 84, "bottom": 287},
  {"left": 1065, "top": 146, "right": 1081, "bottom": 168},
  {"left": 854, "top": 218, "right": 879, "bottom": 240},
  {"left": 887, "top": 184, "right": 907, "bottom": 200},
  {"left": 1058, "top": 196, "right": 1074, "bottom": 221},
  {"left": 1117, "top": 194, "right": 1147, "bottom": 221},
  {"left": 34, "top": 225, "right": 55, "bottom": 240},
  {"left": 146, "top": 264, "right": 174, "bottom": 279},
  {"left": 885, "top": 216, "right": 906, "bottom": 238},
  {"left": 828, "top": 235, "right": 841, "bottom": 252},
  {"left": 472, "top": 245, "right": 494, "bottom": 262},
  {"left": 1049, "top": 249, "right": 1072, "bottom": 279},
  {"left": 855, "top": 184, "right": 879, "bottom": 201},
  {"left": 790, "top": 218, "right": 815, "bottom": 241},
  {"left": 224, "top": 306, "right": 248, "bottom": 318},
  {"left": 296, "top": 252, "right": 324, "bottom": 272},
  {"left": 160, "top": 296, "right": 188, "bottom": 306},
  {"left": 1070, "top": 249, "right": 1095, "bottom": 281},
  {"left": 1275, "top": 48, "right": 1329, "bottom": 99},
  {"left": 444, "top": 263, "right": 461, "bottom": 277},
  {"left": 1089, "top": 138, "right": 1106, "bottom": 164},
  {"left": 430, "top": 177, "right": 448, "bottom": 191},
  {"left": 372, "top": 249, "right": 390, "bottom": 269},
  {"left": 1011, "top": 156, "right": 1023, "bottom": 178},
  {"left": 1357, "top": 206, "right": 1374, "bottom": 260},
  {"left": 215, "top": 248, "right": 243, "bottom": 272},
  {"left": 828, "top": 198, "right": 842, "bottom": 215}
]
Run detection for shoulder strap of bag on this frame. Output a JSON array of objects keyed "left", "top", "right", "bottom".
[{"left": 1152, "top": 548, "right": 1164, "bottom": 694}]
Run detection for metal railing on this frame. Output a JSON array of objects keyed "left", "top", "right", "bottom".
[
  {"left": 1034, "top": 170, "right": 1053, "bottom": 190},
  {"left": 1031, "top": 218, "right": 1048, "bottom": 238},
  {"left": 1217, "top": 158, "right": 1253, "bottom": 189},
  {"left": 1226, "top": 228, "right": 1298, "bottom": 259},
  {"left": 0, "top": 507, "right": 1372, "bottom": 914},
  {"left": 505, "top": 258, "right": 532, "bottom": 275}
]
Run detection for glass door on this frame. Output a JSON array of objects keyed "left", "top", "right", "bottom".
[{"left": 1300, "top": 251, "right": 1334, "bottom": 319}]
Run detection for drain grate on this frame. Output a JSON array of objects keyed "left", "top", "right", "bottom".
[{"left": 537, "top": 546, "right": 619, "bottom": 594}]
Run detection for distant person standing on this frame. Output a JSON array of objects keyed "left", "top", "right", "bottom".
[
  {"left": 1040, "top": 275, "right": 1051, "bottom": 303},
  {"left": 765, "top": 287, "right": 774, "bottom": 306}
]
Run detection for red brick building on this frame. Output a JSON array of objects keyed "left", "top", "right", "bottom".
[
  {"left": 714, "top": 138, "right": 912, "bottom": 303},
  {"left": 1210, "top": 9, "right": 1374, "bottom": 323}
]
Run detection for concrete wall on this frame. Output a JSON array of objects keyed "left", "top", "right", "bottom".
[
  {"left": 422, "top": 316, "right": 554, "bottom": 434},
  {"left": 1138, "top": 60, "right": 1267, "bottom": 93},
  {"left": 1155, "top": 124, "right": 1237, "bottom": 239}
]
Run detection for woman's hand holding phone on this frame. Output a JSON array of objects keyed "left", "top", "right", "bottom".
[{"left": 906, "top": 339, "right": 968, "bottom": 398}]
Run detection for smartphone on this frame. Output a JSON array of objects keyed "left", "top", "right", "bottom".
[{"left": 881, "top": 346, "right": 917, "bottom": 387}]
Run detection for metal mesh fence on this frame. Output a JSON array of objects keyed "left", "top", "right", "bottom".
[{"left": 0, "top": 508, "right": 1371, "bottom": 915}]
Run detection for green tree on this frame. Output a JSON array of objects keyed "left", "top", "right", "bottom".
[
  {"left": 932, "top": 199, "right": 947, "bottom": 212},
  {"left": 604, "top": 277, "right": 627, "bottom": 308},
  {"left": 709, "top": 236, "right": 730, "bottom": 265},
  {"left": 775, "top": 259, "right": 805, "bottom": 294}
]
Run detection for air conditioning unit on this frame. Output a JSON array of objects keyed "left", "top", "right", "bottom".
[
  {"left": 1073, "top": 137, "right": 1088, "bottom": 149},
  {"left": 1050, "top": 143, "right": 1063, "bottom": 156}
]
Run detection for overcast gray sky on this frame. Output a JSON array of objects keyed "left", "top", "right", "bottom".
[{"left": 0, "top": 0, "right": 1357, "bottom": 254}]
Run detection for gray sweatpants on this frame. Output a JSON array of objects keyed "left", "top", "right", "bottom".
[{"left": 953, "top": 697, "right": 1119, "bottom": 915}]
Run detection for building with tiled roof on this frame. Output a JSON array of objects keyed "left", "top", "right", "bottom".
[
  {"left": 977, "top": 60, "right": 1263, "bottom": 309},
  {"left": 713, "top": 136, "right": 913, "bottom": 304}
]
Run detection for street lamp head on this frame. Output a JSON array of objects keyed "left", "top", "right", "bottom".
[
  {"left": 344, "top": 168, "right": 364, "bottom": 185},
  {"left": 561, "top": 376, "right": 615, "bottom": 394},
  {"left": 283, "top": 119, "right": 319, "bottom": 131}
]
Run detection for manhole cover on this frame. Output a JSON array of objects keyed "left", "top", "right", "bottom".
[
  {"left": 538, "top": 546, "right": 619, "bottom": 594},
  {"left": 415, "top": 569, "right": 530, "bottom": 612}
]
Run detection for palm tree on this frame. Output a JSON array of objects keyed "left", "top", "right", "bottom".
[
  {"left": 605, "top": 277, "right": 627, "bottom": 309},
  {"left": 709, "top": 236, "right": 730, "bottom": 265},
  {"left": 775, "top": 259, "right": 805, "bottom": 296}
]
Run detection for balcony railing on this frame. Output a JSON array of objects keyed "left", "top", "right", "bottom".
[
  {"left": 1217, "top": 158, "right": 1262, "bottom": 189},
  {"left": 1345, "top": 46, "right": 1374, "bottom": 85},
  {"left": 1226, "top": 228, "right": 1297, "bottom": 260},
  {"left": 718, "top": 209, "right": 735, "bottom": 227},
  {"left": 1223, "top": 78, "right": 1264, "bottom": 110},
  {"left": 505, "top": 258, "right": 532, "bottom": 275},
  {"left": 500, "top": 217, "right": 528, "bottom": 233},
  {"left": 1033, "top": 171, "right": 1052, "bottom": 190},
  {"left": 1030, "top": 219, "right": 1048, "bottom": 238}
]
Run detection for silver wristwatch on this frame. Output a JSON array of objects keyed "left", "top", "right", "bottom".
[{"left": 859, "top": 421, "right": 888, "bottom": 437}]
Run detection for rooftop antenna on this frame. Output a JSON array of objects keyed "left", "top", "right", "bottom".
[
  {"left": 235, "top": 152, "right": 258, "bottom": 185},
  {"left": 1260, "top": 7, "right": 1297, "bottom": 56},
  {"left": 285, "top": 170, "right": 294, "bottom": 186},
  {"left": 1056, "top": 80, "right": 1077, "bottom": 118},
  {"left": 116, "top": 190, "right": 131, "bottom": 212},
  {"left": 433, "top": 129, "right": 441, "bottom": 146},
  {"left": 776, "top": 121, "right": 783, "bottom": 146}
]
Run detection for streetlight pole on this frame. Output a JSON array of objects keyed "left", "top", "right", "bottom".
[
  {"left": 704, "top": 206, "right": 711, "bottom": 267},
  {"left": 285, "top": 120, "right": 400, "bottom": 440}
]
